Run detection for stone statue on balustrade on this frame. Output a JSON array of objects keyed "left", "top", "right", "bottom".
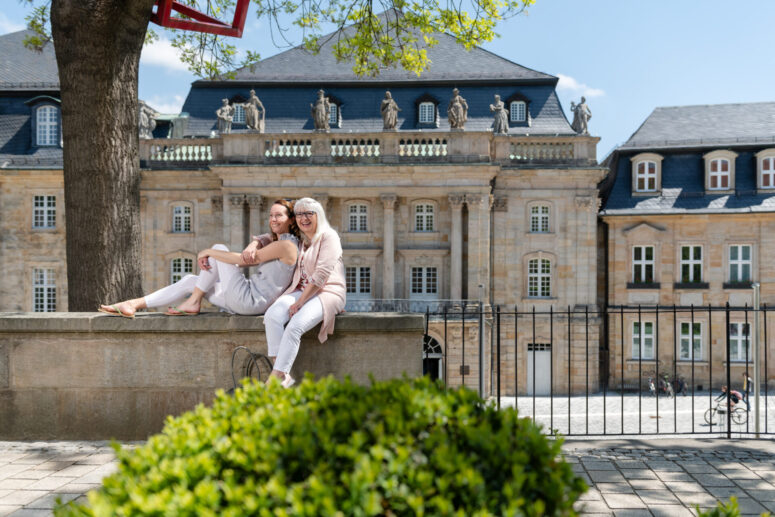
[
  {"left": 215, "top": 99, "right": 234, "bottom": 134},
  {"left": 243, "top": 89, "right": 266, "bottom": 132},
  {"left": 311, "top": 89, "right": 332, "bottom": 131},
  {"left": 447, "top": 88, "right": 468, "bottom": 130},
  {"left": 381, "top": 91, "right": 401, "bottom": 130},
  {"left": 570, "top": 96, "right": 592, "bottom": 135},
  {"left": 490, "top": 94, "right": 508, "bottom": 135},
  {"left": 138, "top": 101, "right": 158, "bottom": 139}
]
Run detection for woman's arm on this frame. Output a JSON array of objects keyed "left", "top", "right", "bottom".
[
  {"left": 289, "top": 284, "right": 322, "bottom": 317},
  {"left": 198, "top": 248, "right": 247, "bottom": 269},
  {"left": 251, "top": 240, "right": 298, "bottom": 266},
  {"left": 242, "top": 233, "right": 273, "bottom": 264},
  {"left": 308, "top": 231, "right": 342, "bottom": 288}
]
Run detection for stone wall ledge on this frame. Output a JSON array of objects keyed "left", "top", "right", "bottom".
[{"left": 0, "top": 312, "right": 424, "bottom": 333}]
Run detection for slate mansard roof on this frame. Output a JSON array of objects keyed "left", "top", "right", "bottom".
[
  {"left": 601, "top": 103, "right": 775, "bottom": 216},
  {"left": 0, "top": 30, "right": 59, "bottom": 91}
]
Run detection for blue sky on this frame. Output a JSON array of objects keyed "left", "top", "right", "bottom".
[{"left": 3, "top": 1, "right": 775, "bottom": 157}]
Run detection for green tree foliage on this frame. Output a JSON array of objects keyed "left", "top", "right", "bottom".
[{"left": 55, "top": 377, "right": 585, "bottom": 516}]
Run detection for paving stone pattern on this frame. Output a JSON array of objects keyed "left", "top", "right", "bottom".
[{"left": 2, "top": 441, "right": 775, "bottom": 516}]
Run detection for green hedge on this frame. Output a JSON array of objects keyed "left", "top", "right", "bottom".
[{"left": 56, "top": 376, "right": 585, "bottom": 516}]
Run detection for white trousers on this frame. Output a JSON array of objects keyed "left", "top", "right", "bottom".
[
  {"left": 264, "top": 290, "right": 324, "bottom": 374},
  {"left": 144, "top": 244, "right": 241, "bottom": 309}
]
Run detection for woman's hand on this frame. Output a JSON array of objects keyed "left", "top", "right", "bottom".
[
  {"left": 197, "top": 249, "right": 212, "bottom": 271},
  {"left": 241, "top": 241, "right": 259, "bottom": 265},
  {"left": 289, "top": 300, "right": 305, "bottom": 317}
]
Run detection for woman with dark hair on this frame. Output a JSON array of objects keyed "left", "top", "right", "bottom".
[{"left": 99, "top": 199, "right": 299, "bottom": 317}]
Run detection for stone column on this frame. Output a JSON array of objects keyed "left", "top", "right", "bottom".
[
  {"left": 247, "top": 195, "right": 264, "bottom": 237},
  {"left": 466, "top": 193, "right": 492, "bottom": 302},
  {"left": 448, "top": 194, "right": 465, "bottom": 301},
  {"left": 381, "top": 194, "right": 397, "bottom": 299},
  {"left": 229, "top": 195, "right": 245, "bottom": 250}
]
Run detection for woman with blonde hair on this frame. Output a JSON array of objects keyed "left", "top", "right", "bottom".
[{"left": 263, "top": 197, "right": 346, "bottom": 387}]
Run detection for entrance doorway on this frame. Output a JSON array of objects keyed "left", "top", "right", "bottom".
[
  {"left": 526, "top": 343, "right": 552, "bottom": 395},
  {"left": 422, "top": 335, "right": 443, "bottom": 381}
]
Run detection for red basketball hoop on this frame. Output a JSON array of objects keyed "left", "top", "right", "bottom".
[{"left": 151, "top": 0, "right": 250, "bottom": 37}]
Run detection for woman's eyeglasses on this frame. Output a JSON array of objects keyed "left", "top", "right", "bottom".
[{"left": 295, "top": 211, "right": 316, "bottom": 219}]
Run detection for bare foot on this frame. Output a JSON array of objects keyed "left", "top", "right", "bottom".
[
  {"left": 99, "top": 300, "right": 137, "bottom": 317},
  {"left": 172, "top": 299, "right": 200, "bottom": 315}
]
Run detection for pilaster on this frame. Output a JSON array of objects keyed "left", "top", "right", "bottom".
[
  {"left": 448, "top": 194, "right": 465, "bottom": 301},
  {"left": 381, "top": 194, "right": 397, "bottom": 299}
]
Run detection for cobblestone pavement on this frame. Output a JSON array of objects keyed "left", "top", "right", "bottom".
[{"left": 2, "top": 439, "right": 774, "bottom": 516}]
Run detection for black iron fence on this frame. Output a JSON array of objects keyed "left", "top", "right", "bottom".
[{"left": 424, "top": 303, "right": 773, "bottom": 438}]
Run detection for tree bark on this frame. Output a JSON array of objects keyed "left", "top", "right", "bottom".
[{"left": 51, "top": 0, "right": 156, "bottom": 310}]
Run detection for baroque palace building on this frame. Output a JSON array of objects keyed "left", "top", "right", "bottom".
[{"left": 0, "top": 27, "right": 605, "bottom": 394}]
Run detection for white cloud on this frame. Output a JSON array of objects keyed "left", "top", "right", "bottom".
[
  {"left": 0, "top": 13, "right": 25, "bottom": 34},
  {"left": 143, "top": 94, "right": 186, "bottom": 114},
  {"left": 556, "top": 73, "right": 605, "bottom": 98},
  {"left": 140, "top": 37, "right": 190, "bottom": 73}
]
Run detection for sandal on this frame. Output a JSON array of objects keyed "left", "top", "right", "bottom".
[
  {"left": 165, "top": 306, "right": 199, "bottom": 316},
  {"left": 97, "top": 304, "right": 135, "bottom": 319}
]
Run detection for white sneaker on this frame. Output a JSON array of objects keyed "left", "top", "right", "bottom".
[{"left": 281, "top": 374, "right": 295, "bottom": 389}]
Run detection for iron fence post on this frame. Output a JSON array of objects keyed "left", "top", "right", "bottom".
[
  {"left": 753, "top": 283, "right": 761, "bottom": 437},
  {"left": 726, "top": 302, "right": 732, "bottom": 438}
]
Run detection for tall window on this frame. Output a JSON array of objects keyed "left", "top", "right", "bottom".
[
  {"left": 729, "top": 323, "right": 751, "bottom": 362},
  {"left": 529, "top": 205, "right": 549, "bottom": 233},
  {"left": 762, "top": 157, "right": 775, "bottom": 188},
  {"left": 346, "top": 266, "right": 371, "bottom": 296},
  {"left": 708, "top": 158, "right": 730, "bottom": 190},
  {"left": 729, "top": 245, "right": 751, "bottom": 283},
  {"left": 509, "top": 101, "right": 526, "bottom": 122},
  {"left": 170, "top": 258, "right": 193, "bottom": 283},
  {"left": 527, "top": 258, "right": 551, "bottom": 298},
  {"left": 348, "top": 204, "right": 368, "bottom": 232},
  {"left": 635, "top": 161, "right": 657, "bottom": 192},
  {"left": 680, "top": 245, "right": 703, "bottom": 283},
  {"left": 632, "top": 245, "right": 655, "bottom": 283},
  {"left": 172, "top": 205, "right": 192, "bottom": 233},
  {"left": 414, "top": 204, "right": 434, "bottom": 232},
  {"left": 329, "top": 104, "right": 338, "bottom": 125},
  {"left": 632, "top": 321, "right": 654, "bottom": 360},
  {"left": 680, "top": 322, "right": 702, "bottom": 361},
  {"left": 33, "top": 268, "right": 56, "bottom": 312},
  {"left": 32, "top": 195, "right": 56, "bottom": 229},
  {"left": 233, "top": 104, "right": 245, "bottom": 123},
  {"left": 411, "top": 267, "right": 437, "bottom": 297},
  {"left": 36, "top": 105, "right": 59, "bottom": 146},
  {"left": 418, "top": 102, "right": 435, "bottom": 124}
]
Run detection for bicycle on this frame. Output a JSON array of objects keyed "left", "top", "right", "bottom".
[{"left": 704, "top": 392, "right": 748, "bottom": 425}]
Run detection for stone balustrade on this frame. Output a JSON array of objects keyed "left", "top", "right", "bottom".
[
  {"left": 0, "top": 312, "right": 424, "bottom": 440},
  {"left": 140, "top": 131, "right": 599, "bottom": 168}
]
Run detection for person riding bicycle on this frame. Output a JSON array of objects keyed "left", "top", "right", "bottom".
[{"left": 720, "top": 385, "right": 746, "bottom": 411}]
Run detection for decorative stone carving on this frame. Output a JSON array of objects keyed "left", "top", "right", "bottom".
[
  {"left": 380, "top": 193, "right": 397, "bottom": 208},
  {"left": 311, "top": 89, "right": 331, "bottom": 131},
  {"left": 490, "top": 95, "right": 508, "bottom": 135},
  {"left": 211, "top": 196, "right": 223, "bottom": 210},
  {"left": 230, "top": 195, "right": 245, "bottom": 207},
  {"left": 448, "top": 194, "right": 465, "bottom": 208},
  {"left": 493, "top": 196, "right": 508, "bottom": 212},
  {"left": 243, "top": 90, "right": 265, "bottom": 132},
  {"left": 138, "top": 101, "right": 157, "bottom": 139},
  {"left": 380, "top": 91, "right": 400, "bottom": 130},
  {"left": 574, "top": 195, "right": 594, "bottom": 210},
  {"left": 215, "top": 98, "right": 234, "bottom": 134},
  {"left": 447, "top": 88, "right": 468, "bottom": 129},
  {"left": 570, "top": 96, "right": 591, "bottom": 135},
  {"left": 464, "top": 193, "right": 484, "bottom": 206},
  {"left": 247, "top": 195, "right": 263, "bottom": 209}
]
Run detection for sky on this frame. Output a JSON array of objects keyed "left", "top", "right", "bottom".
[{"left": 3, "top": 1, "right": 775, "bottom": 157}]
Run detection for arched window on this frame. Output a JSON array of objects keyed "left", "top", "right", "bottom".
[
  {"left": 422, "top": 335, "right": 443, "bottom": 380},
  {"left": 414, "top": 203, "right": 435, "bottom": 232},
  {"left": 527, "top": 258, "right": 551, "bottom": 298},
  {"left": 418, "top": 102, "right": 435, "bottom": 124},
  {"left": 510, "top": 101, "right": 526, "bottom": 122},
  {"left": 170, "top": 257, "right": 193, "bottom": 283},
  {"left": 36, "top": 105, "right": 59, "bottom": 146}
]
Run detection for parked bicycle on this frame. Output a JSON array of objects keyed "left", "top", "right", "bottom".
[{"left": 704, "top": 389, "right": 748, "bottom": 425}]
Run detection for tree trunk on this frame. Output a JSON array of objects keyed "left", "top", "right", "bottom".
[{"left": 51, "top": 0, "right": 156, "bottom": 310}]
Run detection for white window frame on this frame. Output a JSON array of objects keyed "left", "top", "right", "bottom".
[
  {"left": 329, "top": 104, "right": 338, "bottom": 126},
  {"left": 36, "top": 105, "right": 59, "bottom": 146},
  {"left": 509, "top": 101, "right": 526, "bottom": 122},
  {"left": 679, "top": 321, "right": 702, "bottom": 361},
  {"left": 703, "top": 150, "right": 737, "bottom": 192},
  {"left": 414, "top": 203, "right": 434, "bottom": 232},
  {"left": 680, "top": 245, "right": 703, "bottom": 283},
  {"left": 632, "top": 245, "right": 655, "bottom": 284},
  {"left": 232, "top": 104, "right": 245, "bottom": 124},
  {"left": 32, "top": 195, "right": 56, "bottom": 229},
  {"left": 632, "top": 320, "right": 655, "bottom": 360},
  {"left": 345, "top": 266, "right": 372, "bottom": 297},
  {"left": 527, "top": 258, "right": 551, "bottom": 298},
  {"left": 708, "top": 158, "right": 730, "bottom": 190},
  {"left": 529, "top": 205, "right": 550, "bottom": 233},
  {"left": 32, "top": 268, "right": 56, "bottom": 312},
  {"left": 410, "top": 266, "right": 438, "bottom": 299},
  {"left": 172, "top": 204, "right": 192, "bottom": 233},
  {"left": 729, "top": 244, "right": 752, "bottom": 283},
  {"left": 635, "top": 161, "right": 658, "bottom": 192},
  {"left": 348, "top": 203, "right": 368, "bottom": 232},
  {"left": 729, "top": 322, "right": 751, "bottom": 362},
  {"left": 170, "top": 257, "right": 193, "bottom": 283},
  {"left": 418, "top": 102, "right": 435, "bottom": 124},
  {"left": 757, "top": 150, "right": 775, "bottom": 189}
]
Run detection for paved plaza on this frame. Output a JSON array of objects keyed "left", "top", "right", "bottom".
[{"left": 1, "top": 439, "right": 775, "bottom": 516}]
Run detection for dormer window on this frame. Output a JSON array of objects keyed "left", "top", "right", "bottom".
[
  {"left": 509, "top": 101, "right": 526, "bottom": 122},
  {"left": 703, "top": 150, "right": 737, "bottom": 192},
  {"left": 329, "top": 104, "right": 338, "bottom": 126},
  {"left": 233, "top": 104, "right": 245, "bottom": 124},
  {"left": 36, "top": 105, "right": 59, "bottom": 146},
  {"left": 630, "top": 153, "right": 663, "bottom": 194},
  {"left": 756, "top": 149, "right": 775, "bottom": 189},
  {"left": 504, "top": 93, "right": 531, "bottom": 127},
  {"left": 418, "top": 102, "right": 435, "bottom": 124}
]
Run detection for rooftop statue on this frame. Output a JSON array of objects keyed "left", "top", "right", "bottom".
[
  {"left": 138, "top": 101, "right": 158, "bottom": 139},
  {"left": 490, "top": 94, "right": 508, "bottom": 135},
  {"left": 215, "top": 99, "right": 234, "bottom": 134},
  {"left": 571, "top": 96, "right": 591, "bottom": 135},
  {"left": 381, "top": 91, "right": 401, "bottom": 130},
  {"left": 244, "top": 89, "right": 265, "bottom": 132},
  {"left": 311, "top": 89, "right": 332, "bottom": 131},
  {"left": 447, "top": 88, "right": 468, "bottom": 130}
]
